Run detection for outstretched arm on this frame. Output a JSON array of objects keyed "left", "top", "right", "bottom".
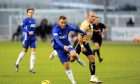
[{"left": 69, "top": 26, "right": 87, "bottom": 35}]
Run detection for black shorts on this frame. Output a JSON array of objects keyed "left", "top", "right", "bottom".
[
  {"left": 73, "top": 39, "right": 93, "bottom": 56},
  {"left": 92, "top": 36, "right": 102, "bottom": 46}
]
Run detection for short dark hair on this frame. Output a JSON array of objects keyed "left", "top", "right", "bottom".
[
  {"left": 59, "top": 16, "right": 67, "bottom": 20},
  {"left": 27, "top": 8, "right": 34, "bottom": 13}
]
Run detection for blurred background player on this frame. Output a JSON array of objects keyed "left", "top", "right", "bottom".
[
  {"left": 92, "top": 17, "right": 107, "bottom": 63},
  {"left": 52, "top": 16, "right": 87, "bottom": 84},
  {"left": 15, "top": 8, "right": 37, "bottom": 73},
  {"left": 11, "top": 25, "right": 22, "bottom": 41},
  {"left": 126, "top": 17, "right": 135, "bottom": 27},
  {"left": 73, "top": 11, "right": 102, "bottom": 83},
  {"left": 36, "top": 18, "right": 52, "bottom": 42}
]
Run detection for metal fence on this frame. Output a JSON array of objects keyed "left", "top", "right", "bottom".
[{"left": 0, "top": 8, "right": 140, "bottom": 41}]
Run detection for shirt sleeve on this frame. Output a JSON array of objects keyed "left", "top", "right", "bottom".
[
  {"left": 52, "top": 28, "right": 64, "bottom": 49},
  {"left": 68, "top": 25, "right": 87, "bottom": 35},
  {"left": 79, "top": 23, "right": 89, "bottom": 36},
  {"left": 79, "top": 24, "right": 88, "bottom": 32},
  {"left": 21, "top": 19, "right": 30, "bottom": 33},
  {"left": 101, "top": 23, "right": 106, "bottom": 29}
]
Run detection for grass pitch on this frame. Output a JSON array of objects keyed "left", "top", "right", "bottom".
[{"left": 0, "top": 41, "right": 140, "bottom": 84}]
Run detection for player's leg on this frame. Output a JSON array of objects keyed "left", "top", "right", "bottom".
[
  {"left": 92, "top": 38, "right": 97, "bottom": 55},
  {"left": 49, "top": 38, "right": 58, "bottom": 60},
  {"left": 68, "top": 50, "right": 86, "bottom": 66},
  {"left": 29, "top": 40, "right": 36, "bottom": 73},
  {"left": 93, "top": 42, "right": 99, "bottom": 55},
  {"left": 64, "top": 62, "right": 76, "bottom": 84},
  {"left": 73, "top": 40, "right": 85, "bottom": 66},
  {"left": 68, "top": 50, "right": 77, "bottom": 62},
  {"left": 16, "top": 48, "right": 28, "bottom": 65},
  {"left": 88, "top": 55, "right": 102, "bottom": 83},
  {"left": 15, "top": 48, "right": 28, "bottom": 72},
  {"left": 56, "top": 49, "right": 76, "bottom": 84},
  {"left": 75, "top": 53, "right": 86, "bottom": 66},
  {"left": 97, "top": 40, "right": 103, "bottom": 63},
  {"left": 92, "top": 46, "right": 97, "bottom": 56},
  {"left": 88, "top": 55, "right": 96, "bottom": 81},
  {"left": 94, "top": 42, "right": 103, "bottom": 63},
  {"left": 15, "top": 40, "right": 29, "bottom": 72},
  {"left": 11, "top": 33, "right": 16, "bottom": 41},
  {"left": 84, "top": 43, "right": 102, "bottom": 83},
  {"left": 29, "top": 48, "right": 36, "bottom": 73},
  {"left": 49, "top": 50, "right": 57, "bottom": 60}
]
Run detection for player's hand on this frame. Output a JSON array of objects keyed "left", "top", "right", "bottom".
[
  {"left": 64, "top": 46, "right": 69, "bottom": 51},
  {"left": 87, "top": 33, "right": 91, "bottom": 36},
  {"left": 87, "top": 33, "right": 92, "bottom": 38},
  {"left": 81, "top": 45, "right": 87, "bottom": 53},
  {"left": 94, "top": 30, "right": 99, "bottom": 32},
  {"left": 97, "top": 29, "right": 101, "bottom": 32},
  {"left": 87, "top": 33, "right": 91, "bottom": 35},
  {"left": 29, "top": 31, "right": 34, "bottom": 35},
  {"left": 99, "top": 32, "right": 102, "bottom": 35}
]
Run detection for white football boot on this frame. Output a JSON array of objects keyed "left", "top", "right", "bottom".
[
  {"left": 49, "top": 50, "right": 57, "bottom": 60},
  {"left": 89, "top": 75, "right": 102, "bottom": 83}
]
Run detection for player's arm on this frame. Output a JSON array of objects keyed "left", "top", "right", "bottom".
[
  {"left": 102, "top": 27, "right": 107, "bottom": 33},
  {"left": 102, "top": 23, "right": 107, "bottom": 33},
  {"left": 21, "top": 19, "right": 30, "bottom": 33},
  {"left": 52, "top": 28, "right": 68, "bottom": 51},
  {"left": 78, "top": 33, "right": 87, "bottom": 52},
  {"left": 77, "top": 25, "right": 87, "bottom": 52},
  {"left": 78, "top": 34, "right": 84, "bottom": 46},
  {"left": 93, "top": 29, "right": 100, "bottom": 32},
  {"left": 69, "top": 25, "right": 87, "bottom": 35}
]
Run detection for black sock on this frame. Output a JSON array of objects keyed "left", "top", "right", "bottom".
[
  {"left": 68, "top": 57, "right": 70, "bottom": 61},
  {"left": 93, "top": 49, "right": 97, "bottom": 56},
  {"left": 89, "top": 62, "right": 95, "bottom": 75},
  {"left": 97, "top": 49, "right": 101, "bottom": 59}
]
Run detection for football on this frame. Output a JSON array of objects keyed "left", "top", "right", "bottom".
[{"left": 41, "top": 80, "right": 51, "bottom": 84}]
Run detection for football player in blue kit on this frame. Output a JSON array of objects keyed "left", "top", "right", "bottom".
[
  {"left": 52, "top": 16, "right": 87, "bottom": 84},
  {"left": 15, "top": 8, "right": 36, "bottom": 73}
]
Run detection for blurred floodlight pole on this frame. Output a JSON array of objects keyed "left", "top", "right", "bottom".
[{"left": 103, "top": 0, "right": 107, "bottom": 25}]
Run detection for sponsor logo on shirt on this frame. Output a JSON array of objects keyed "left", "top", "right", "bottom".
[
  {"left": 59, "top": 35, "right": 67, "bottom": 39},
  {"left": 30, "top": 24, "right": 36, "bottom": 27}
]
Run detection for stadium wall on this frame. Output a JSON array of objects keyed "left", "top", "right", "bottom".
[{"left": 0, "top": 8, "right": 140, "bottom": 41}]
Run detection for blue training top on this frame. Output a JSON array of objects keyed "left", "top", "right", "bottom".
[
  {"left": 52, "top": 24, "right": 86, "bottom": 50},
  {"left": 21, "top": 17, "right": 36, "bottom": 41}
]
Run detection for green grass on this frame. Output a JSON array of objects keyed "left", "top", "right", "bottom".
[{"left": 0, "top": 41, "right": 140, "bottom": 84}]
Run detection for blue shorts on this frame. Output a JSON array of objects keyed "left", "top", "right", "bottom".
[
  {"left": 56, "top": 46, "right": 74, "bottom": 64},
  {"left": 22, "top": 39, "right": 36, "bottom": 48}
]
